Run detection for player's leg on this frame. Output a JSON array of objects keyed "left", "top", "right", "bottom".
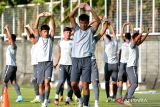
[
  {"left": 91, "top": 59, "right": 99, "bottom": 107},
  {"left": 104, "top": 63, "right": 111, "bottom": 102},
  {"left": 81, "top": 57, "right": 91, "bottom": 107}
]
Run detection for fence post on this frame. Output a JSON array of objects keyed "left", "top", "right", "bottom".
[
  {"left": 0, "top": 36, "right": 4, "bottom": 79},
  {"left": 20, "top": 36, "right": 27, "bottom": 84}
]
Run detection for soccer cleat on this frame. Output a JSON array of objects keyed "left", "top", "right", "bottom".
[
  {"left": 116, "top": 97, "right": 124, "bottom": 104},
  {"left": 41, "top": 103, "right": 47, "bottom": 107},
  {"left": 124, "top": 100, "right": 132, "bottom": 106},
  {"left": 59, "top": 96, "right": 63, "bottom": 102},
  {"left": 16, "top": 96, "right": 24, "bottom": 102},
  {"left": 54, "top": 99, "right": 59, "bottom": 105},
  {"left": 106, "top": 97, "right": 111, "bottom": 102},
  {"left": 30, "top": 98, "right": 41, "bottom": 103},
  {"left": 65, "top": 101, "right": 70, "bottom": 105}
]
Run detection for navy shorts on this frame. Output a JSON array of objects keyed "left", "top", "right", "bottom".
[{"left": 118, "top": 63, "right": 128, "bottom": 82}]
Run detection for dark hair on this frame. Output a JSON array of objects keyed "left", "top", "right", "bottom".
[
  {"left": 41, "top": 24, "right": 50, "bottom": 31},
  {"left": 106, "top": 34, "right": 111, "bottom": 41},
  {"left": 125, "top": 32, "right": 131, "bottom": 40},
  {"left": 79, "top": 14, "right": 89, "bottom": 22},
  {"left": 29, "top": 34, "right": 35, "bottom": 39},
  {"left": 132, "top": 31, "right": 139, "bottom": 39},
  {"left": 11, "top": 34, "right": 16, "bottom": 41},
  {"left": 63, "top": 27, "right": 72, "bottom": 32}
]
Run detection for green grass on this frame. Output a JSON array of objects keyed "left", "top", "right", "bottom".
[{"left": 3, "top": 86, "right": 160, "bottom": 107}]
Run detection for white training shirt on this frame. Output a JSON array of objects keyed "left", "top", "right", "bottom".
[
  {"left": 104, "top": 36, "right": 118, "bottom": 64},
  {"left": 37, "top": 36, "right": 53, "bottom": 62},
  {"left": 127, "top": 39, "right": 139, "bottom": 67},
  {"left": 72, "top": 23, "right": 95, "bottom": 58},
  {"left": 59, "top": 39, "right": 73, "bottom": 65},
  {"left": 120, "top": 42, "right": 129, "bottom": 63},
  {"left": 31, "top": 43, "right": 38, "bottom": 65},
  {"left": 6, "top": 44, "right": 17, "bottom": 66}
]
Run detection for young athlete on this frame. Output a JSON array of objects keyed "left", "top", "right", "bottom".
[
  {"left": 123, "top": 27, "right": 150, "bottom": 106},
  {"left": 69, "top": 3, "right": 100, "bottom": 107},
  {"left": 25, "top": 25, "right": 41, "bottom": 103},
  {"left": 88, "top": 17, "right": 109, "bottom": 107},
  {"left": 33, "top": 12, "right": 55, "bottom": 107},
  {"left": 116, "top": 22, "right": 133, "bottom": 101},
  {"left": 103, "top": 21, "right": 118, "bottom": 102},
  {"left": 1, "top": 25, "right": 24, "bottom": 102},
  {"left": 53, "top": 27, "right": 73, "bottom": 105}
]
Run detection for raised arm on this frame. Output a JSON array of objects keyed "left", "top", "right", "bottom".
[
  {"left": 84, "top": 3, "right": 100, "bottom": 31},
  {"left": 121, "top": 22, "right": 128, "bottom": 38},
  {"left": 54, "top": 46, "right": 61, "bottom": 69},
  {"left": 4, "top": 25, "right": 14, "bottom": 44},
  {"left": 69, "top": 3, "right": 85, "bottom": 28},
  {"left": 108, "top": 22, "right": 116, "bottom": 39},
  {"left": 25, "top": 24, "right": 34, "bottom": 37},
  {"left": 34, "top": 12, "right": 45, "bottom": 37},
  {"left": 48, "top": 13, "right": 55, "bottom": 37},
  {"left": 137, "top": 28, "right": 150, "bottom": 45}
]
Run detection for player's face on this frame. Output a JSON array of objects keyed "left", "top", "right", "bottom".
[
  {"left": 63, "top": 31, "right": 71, "bottom": 40},
  {"left": 79, "top": 20, "right": 89, "bottom": 30},
  {"left": 8, "top": 38, "right": 13, "bottom": 45},
  {"left": 41, "top": 30, "right": 49, "bottom": 38},
  {"left": 30, "top": 38, "right": 37, "bottom": 44}
]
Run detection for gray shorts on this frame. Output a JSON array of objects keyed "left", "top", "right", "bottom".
[
  {"left": 31, "top": 64, "right": 38, "bottom": 82},
  {"left": 58, "top": 65, "right": 72, "bottom": 82},
  {"left": 71, "top": 57, "right": 91, "bottom": 83},
  {"left": 91, "top": 59, "right": 99, "bottom": 81},
  {"left": 104, "top": 63, "right": 118, "bottom": 82},
  {"left": 118, "top": 63, "right": 128, "bottom": 82},
  {"left": 37, "top": 61, "right": 53, "bottom": 84},
  {"left": 3, "top": 65, "right": 17, "bottom": 83}
]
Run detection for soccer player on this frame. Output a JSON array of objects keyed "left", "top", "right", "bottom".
[
  {"left": 69, "top": 3, "right": 100, "bottom": 107},
  {"left": 116, "top": 22, "right": 133, "bottom": 100},
  {"left": 25, "top": 25, "right": 41, "bottom": 103},
  {"left": 33, "top": 12, "right": 55, "bottom": 107},
  {"left": 53, "top": 27, "right": 73, "bottom": 105},
  {"left": 123, "top": 27, "right": 150, "bottom": 106},
  {"left": 88, "top": 17, "right": 109, "bottom": 107},
  {"left": 103, "top": 21, "right": 118, "bottom": 102},
  {"left": 1, "top": 25, "right": 24, "bottom": 102}
]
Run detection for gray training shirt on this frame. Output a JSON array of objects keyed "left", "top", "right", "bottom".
[
  {"left": 6, "top": 44, "right": 17, "bottom": 66},
  {"left": 127, "top": 38, "right": 139, "bottom": 67},
  {"left": 72, "top": 23, "right": 95, "bottom": 58},
  {"left": 104, "top": 36, "right": 118, "bottom": 64}
]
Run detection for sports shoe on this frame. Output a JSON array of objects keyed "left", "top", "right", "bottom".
[
  {"left": 41, "top": 103, "right": 47, "bottom": 107},
  {"left": 106, "top": 97, "right": 111, "bottom": 102},
  {"left": 65, "top": 101, "right": 70, "bottom": 105},
  {"left": 78, "top": 102, "right": 83, "bottom": 107},
  {"left": 116, "top": 97, "right": 124, "bottom": 104},
  {"left": 54, "top": 99, "right": 59, "bottom": 105},
  {"left": 94, "top": 101, "right": 99, "bottom": 107},
  {"left": 16, "top": 96, "right": 24, "bottom": 102},
  {"left": 30, "top": 98, "right": 41, "bottom": 103},
  {"left": 124, "top": 100, "right": 132, "bottom": 106}
]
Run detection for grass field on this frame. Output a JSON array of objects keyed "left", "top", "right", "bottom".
[{"left": 2, "top": 86, "right": 160, "bottom": 107}]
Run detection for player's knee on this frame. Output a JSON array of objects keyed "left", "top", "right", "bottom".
[
  {"left": 71, "top": 82, "right": 78, "bottom": 90},
  {"left": 132, "top": 83, "right": 138, "bottom": 88}
]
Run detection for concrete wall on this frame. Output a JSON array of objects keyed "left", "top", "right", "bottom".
[{"left": 0, "top": 36, "right": 160, "bottom": 89}]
